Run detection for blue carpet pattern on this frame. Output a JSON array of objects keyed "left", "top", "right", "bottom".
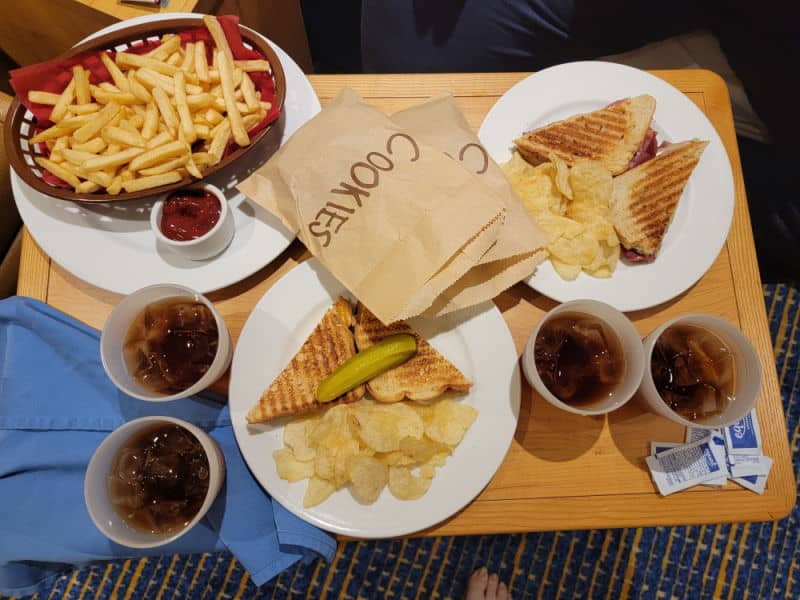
[{"left": 4, "top": 283, "right": 798, "bottom": 600}]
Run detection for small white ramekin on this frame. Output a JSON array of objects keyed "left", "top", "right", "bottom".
[
  {"left": 100, "top": 283, "right": 232, "bottom": 402},
  {"left": 639, "top": 314, "right": 761, "bottom": 429},
  {"left": 150, "top": 183, "right": 235, "bottom": 261},
  {"left": 84, "top": 416, "right": 225, "bottom": 549},
  {"left": 522, "top": 299, "right": 645, "bottom": 416}
]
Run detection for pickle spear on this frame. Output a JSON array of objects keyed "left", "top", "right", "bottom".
[{"left": 316, "top": 333, "right": 417, "bottom": 403}]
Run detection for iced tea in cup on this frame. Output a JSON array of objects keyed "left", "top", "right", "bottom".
[
  {"left": 639, "top": 314, "right": 761, "bottom": 429},
  {"left": 522, "top": 299, "right": 645, "bottom": 416}
]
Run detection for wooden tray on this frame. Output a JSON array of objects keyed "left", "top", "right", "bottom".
[{"left": 3, "top": 17, "right": 286, "bottom": 203}]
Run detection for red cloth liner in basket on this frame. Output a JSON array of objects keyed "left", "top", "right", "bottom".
[{"left": 9, "top": 15, "right": 279, "bottom": 189}]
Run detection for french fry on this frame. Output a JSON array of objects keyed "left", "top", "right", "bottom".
[
  {"left": 181, "top": 42, "right": 195, "bottom": 73},
  {"left": 104, "top": 143, "right": 122, "bottom": 155},
  {"left": 102, "top": 125, "right": 146, "bottom": 148},
  {"left": 73, "top": 102, "right": 121, "bottom": 143},
  {"left": 29, "top": 125, "right": 72, "bottom": 145},
  {"left": 77, "top": 180, "right": 101, "bottom": 194},
  {"left": 207, "top": 120, "right": 231, "bottom": 164},
  {"left": 82, "top": 147, "right": 144, "bottom": 172},
  {"left": 166, "top": 51, "right": 183, "bottom": 67},
  {"left": 186, "top": 92, "right": 214, "bottom": 110},
  {"left": 203, "top": 15, "right": 234, "bottom": 68},
  {"left": 138, "top": 155, "right": 189, "bottom": 176},
  {"left": 146, "top": 34, "right": 181, "bottom": 60},
  {"left": 128, "top": 114, "right": 145, "bottom": 129},
  {"left": 67, "top": 103, "right": 100, "bottom": 115},
  {"left": 100, "top": 52, "right": 130, "bottom": 92},
  {"left": 204, "top": 108, "right": 224, "bottom": 125},
  {"left": 194, "top": 123, "right": 210, "bottom": 139},
  {"left": 195, "top": 40, "right": 209, "bottom": 83},
  {"left": 28, "top": 90, "right": 62, "bottom": 105},
  {"left": 117, "top": 52, "right": 197, "bottom": 84},
  {"left": 240, "top": 72, "right": 259, "bottom": 112},
  {"left": 71, "top": 137, "right": 106, "bottom": 153},
  {"left": 185, "top": 156, "right": 203, "bottom": 179},
  {"left": 77, "top": 168, "right": 113, "bottom": 188},
  {"left": 120, "top": 169, "right": 135, "bottom": 181},
  {"left": 234, "top": 59, "right": 272, "bottom": 73},
  {"left": 92, "top": 88, "right": 139, "bottom": 106},
  {"left": 173, "top": 71, "right": 197, "bottom": 144},
  {"left": 191, "top": 152, "right": 211, "bottom": 166},
  {"left": 49, "top": 78, "right": 76, "bottom": 123},
  {"left": 151, "top": 86, "right": 179, "bottom": 136},
  {"left": 217, "top": 50, "right": 249, "bottom": 146},
  {"left": 145, "top": 130, "right": 173, "bottom": 149},
  {"left": 241, "top": 113, "right": 263, "bottom": 131},
  {"left": 98, "top": 82, "right": 121, "bottom": 93},
  {"left": 129, "top": 140, "right": 189, "bottom": 171},
  {"left": 122, "top": 170, "right": 182, "bottom": 192},
  {"left": 49, "top": 136, "right": 69, "bottom": 163},
  {"left": 73, "top": 65, "right": 91, "bottom": 104},
  {"left": 35, "top": 156, "right": 81, "bottom": 188},
  {"left": 141, "top": 101, "right": 159, "bottom": 140},
  {"left": 127, "top": 70, "right": 152, "bottom": 103},
  {"left": 135, "top": 68, "right": 175, "bottom": 95},
  {"left": 62, "top": 148, "right": 99, "bottom": 166},
  {"left": 106, "top": 175, "right": 123, "bottom": 195}
]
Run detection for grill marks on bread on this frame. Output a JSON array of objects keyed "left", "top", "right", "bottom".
[
  {"left": 246, "top": 297, "right": 364, "bottom": 424},
  {"left": 611, "top": 139, "right": 708, "bottom": 257},
  {"left": 514, "top": 95, "right": 656, "bottom": 175}
]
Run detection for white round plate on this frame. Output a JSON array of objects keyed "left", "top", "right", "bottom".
[
  {"left": 479, "top": 61, "right": 734, "bottom": 312},
  {"left": 11, "top": 13, "right": 320, "bottom": 295},
  {"left": 229, "top": 259, "right": 521, "bottom": 538}
]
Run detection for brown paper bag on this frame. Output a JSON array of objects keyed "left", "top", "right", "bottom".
[
  {"left": 237, "top": 88, "right": 507, "bottom": 324},
  {"left": 391, "top": 94, "right": 548, "bottom": 318}
]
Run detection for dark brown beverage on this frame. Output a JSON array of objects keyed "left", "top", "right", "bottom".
[
  {"left": 123, "top": 297, "right": 218, "bottom": 395},
  {"left": 533, "top": 312, "right": 626, "bottom": 406},
  {"left": 651, "top": 324, "right": 735, "bottom": 422},
  {"left": 108, "top": 423, "right": 210, "bottom": 534}
]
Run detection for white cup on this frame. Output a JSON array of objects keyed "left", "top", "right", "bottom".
[
  {"left": 100, "top": 284, "right": 232, "bottom": 402},
  {"left": 150, "top": 183, "right": 235, "bottom": 261},
  {"left": 521, "top": 299, "right": 645, "bottom": 416},
  {"left": 639, "top": 314, "right": 761, "bottom": 429},
  {"left": 84, "top": 416, "right": 225, "bottom": 549}
]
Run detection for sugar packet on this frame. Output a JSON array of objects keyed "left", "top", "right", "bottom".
[
  {"left": 646, "top": 436, "right": 728, "bottom": 496},
  {"left": 723, "top": 410, "right": 762, "bottom": 455}
]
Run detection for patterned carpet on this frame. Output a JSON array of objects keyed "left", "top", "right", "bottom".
[{"left": 5, "top": 284, "right": 798, "bottom": 600}]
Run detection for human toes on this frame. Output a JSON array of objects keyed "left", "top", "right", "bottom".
[
  {"left": 485, "top": 573, "right": 499, "bottom": 599},
  {"left": 497, "top": 581, "right": 509, "bottom": 600},
  {"left": 465, "top": 567, "right": 489, "bottom": 600}
]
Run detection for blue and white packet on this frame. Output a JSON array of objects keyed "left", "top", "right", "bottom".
[
  {"left": 729, "top": 455, "right": 773, "bottom": 478},
  {"left": 723, "top": 411, "right": 762, "bottom": 455},
  {"left": 645, "top": 437, "right": 728, "bottom": 495}
]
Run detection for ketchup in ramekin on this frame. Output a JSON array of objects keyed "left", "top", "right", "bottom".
[{"left": 160, "top": 189, "right": 221, "bottom": 241}]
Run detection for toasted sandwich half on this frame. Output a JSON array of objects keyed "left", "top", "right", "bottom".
[
  {"left": 611, "top": 139, "right": 708, "bottom": 262},
  {"left": 514, "top": 94, "right": 656, "bottom": 176},
  {"left": 247, "top": 297, "right": 364, "bottom": 424},
  {"left": 354, "top": 304, "right": 472, "bottom": 403}
]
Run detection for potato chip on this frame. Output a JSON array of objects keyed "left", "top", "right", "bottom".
[
  {"left": 375, "top": 450, "right": 416, "bottom": 467},
  {"left": 273, "top": 448, "right": 314, "bottom": 482},
  {"left": 549, "top": 154, "right": 573, "bottom": 200},
  {"left": 570, "top": 160, "right": 613, "bottom": 208},
  {"left": 425, "top": 400, "right": 478, "bottom": 446},
  {"left": 502, "top": 153, "right": 620, "bottom": 280},
  {"left": 284, "top": 418, "right": 315, "bottom": 462},
  {"left": 347, "top": 456, "right": 388, "bottom": 504},
  {"left": 303, "top": 476, "right": 336, "bottom": 508},
  {"left": 353, "top": 406, "right": 405, "bottom": 452},
  {"left": 332, "top": 438, "right": 361, "bottom": 488},
  {"left": 380, "top": 404, "right": 424, "bottom": 440},
  {"left": 388, "top": 467, "right": 432, "bottom": 500},
  {"left": 399, "top": 436, "right": 451, "bottom": 463}
]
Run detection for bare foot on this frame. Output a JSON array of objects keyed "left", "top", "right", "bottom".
[{"left": 465, "top": 567, "right": 510, "bottom": 600}]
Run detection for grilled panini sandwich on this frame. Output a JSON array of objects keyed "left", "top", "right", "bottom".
[
  {"left": 514, "top": 94, "right": 656, "bottom": 176},
  {"left": 247, "top": 297, "right": 364, "bottom": 424},
  {"left": 611, "top": 139, "right": 708, "bottom": 262},
  {"left": 354, "top": 303, "right": 472, "bottom": 403}
]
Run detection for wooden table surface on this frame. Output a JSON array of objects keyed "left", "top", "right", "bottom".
[{"left": 16, "top": 71, "right": 796, "bottom": 536}]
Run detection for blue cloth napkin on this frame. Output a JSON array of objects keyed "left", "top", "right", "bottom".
[{"left": 0, "top": 297, "right": 336, "bottom": 597}]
